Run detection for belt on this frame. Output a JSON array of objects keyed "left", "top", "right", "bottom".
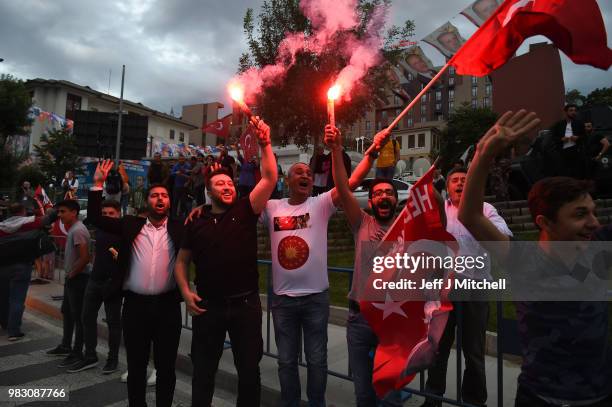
[
  {"left": 205, "top": 290, "right": 257, "bottom": 304},
  {"left": 124, "top": 290, "right": 179, "bottom": 302}
]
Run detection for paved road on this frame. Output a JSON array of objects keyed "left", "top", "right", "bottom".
[{"left": 0, "top": 309, "right": 236, "bottom": 407}]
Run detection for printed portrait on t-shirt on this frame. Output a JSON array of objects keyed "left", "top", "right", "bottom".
[{"left": 274, "top": 213, "right": 311, "bottom": 231}]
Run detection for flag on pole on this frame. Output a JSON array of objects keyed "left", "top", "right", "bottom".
[
  {"left": 359, "top": 166, "right": 456, "bottom": 397},
  {"left": 239, "top": 128, "right": 259, "bottom": 162},
  {"left": 450, "top": 0, "right": 612, "bottom": 76},
  {"left": 203, "top": 114, "right": 232, "bottom": 139}
]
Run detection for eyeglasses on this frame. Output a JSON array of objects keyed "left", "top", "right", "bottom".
[{"left": 372, "top": 189, "right": 394, "bottom": 198}]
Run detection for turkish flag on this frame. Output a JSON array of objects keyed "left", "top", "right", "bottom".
[
  {"left": 240, "top": 128, "right": 259, "bottom": 162},
  {"left": 203, "top": 114, "right": 232, "bottom": 139},
  {"left": 450, "top": 0, "right": 612, "bottom": 76},
  {"left": 359, "top": 166, "right": 456, "bottom": 398}
]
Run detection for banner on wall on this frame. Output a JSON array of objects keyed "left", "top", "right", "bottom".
[{"left": 76, "top": 158, "right": 151, "bottom": 192}]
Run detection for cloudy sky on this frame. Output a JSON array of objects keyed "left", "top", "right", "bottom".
[{"left": 1, "top": 0, "right": 610, "bottom": 118}]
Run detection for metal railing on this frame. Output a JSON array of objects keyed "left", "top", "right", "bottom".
[{"left": 181, "top": 260, "right": 505, "bottom": 407}]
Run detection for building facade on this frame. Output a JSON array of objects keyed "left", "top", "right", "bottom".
[{"left": 181, "top": 102, "right": 224, "bottom": 146}]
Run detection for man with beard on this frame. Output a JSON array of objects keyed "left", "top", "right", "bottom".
[
  {"left": 550, "top": 104, "right": 586, "bottom": 178},
  {"left": 422, "top": 166, "right": 512, "bottom": 407},
  {"left": 324, "top": 124, "right": 404, "bottom": 407},
  {"left": 174, "top": 116, "right": 276, "bottom": 407},
  {"left": 86, "top": 160, "right": 184, "bottom": 407},
  {"left": 260, "top": 127, "right": 390, "bottom": 407},
  {"left": 147, "top": 152, "right": 169, "bottom": 185}
]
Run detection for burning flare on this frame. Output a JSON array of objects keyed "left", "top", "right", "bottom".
[
  {"left": 327, "top": 84, "right": 341, "bottom": 100},
  {"left": 228, "top": 83, "right": 253, "bottom": 118}
]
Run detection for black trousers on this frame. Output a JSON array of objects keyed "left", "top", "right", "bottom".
[
  {"left": 425, "top": 301, "right": 489, "bottom": 406},
  {"left": 122, "top": 291, "right": 182, "bottom": 407},
  {"left": 82, "top": 278, "right": 122, "bottom": 361},
  {"left": 191, "top": 291, "right": 263, "bottom": 407},
  {"left": 515, "top": 385, "right": 612, "bottom": 407},
  {"left": 62, "top": 274, "right": 89, "bottom": 354}
]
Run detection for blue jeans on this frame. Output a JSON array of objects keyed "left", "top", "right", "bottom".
[
  {"left": 2, "top": 263, "right": 33, "bottom": 337},
  {"left": 347, "top": 310, "right": 402, "bottom": 407},
  {"left": 271, "top": 291, "right": 329, "bottom": 407}
]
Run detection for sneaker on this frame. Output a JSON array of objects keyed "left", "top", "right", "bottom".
[
  {"left": 47, "top": 345, "right": 71, "bottom": 357},
  {"left": 67, "top": 358, "right": 98, "bottom": 373},
  {"left": 147, "top": 369, "right": 156, "bottom": 386},
  {"left": 58, "top": 353, "right": 83, "bottom": 368},
  {"left": 8, "top": 333, "right": 25, "bottom": 342},
  {"left": 102, "top": 360, "right": 118, "bottom": 375},
  {"left": 120, "top": 371, "right": 128, "bottom": 383}
]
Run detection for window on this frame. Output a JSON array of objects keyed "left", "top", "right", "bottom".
[
  {"left": 365, "top": 121, "right": 371, "bottom": 131},
  {"left": 435, "top": 90, "right": 442, "bottom": 101},
  {"left": 485, "top": 83, "right": 492, "bottom": 96},
  {"left": 381, "top": 110, "right": 388, "bottom": 120},
  {"left": 396, "top": 137, "right": 403, "bottom": 149},
  {"left": 408, "top": 134, "right": 415, "bottom": 148},
  {"left": 448, "top": 88, "right": 455, "bottom": 100},
  {"left": 169, "top": 129, "right": 175, "bottom": 140},
  {"left": 418, "top": 133, "right": 426, "bottom": 148},
  {"left": 408, "top": 71, "right": 414, "bottom": 81},
  {"left": 448, "top": 77, "right": 455, "bottom": 86},
  {"left": 421, "top": 104, "right": 427, "bottom": 115},
  {"left": 448, "top": 100, "right": 455, "bottom": 111},
  {"left": 377, "top": 122, "right": 382, "bottom": 130},
  {"left": 437, "top": 114, "right": 444, "bottom": 121},
  {"left": 420, "top": 83, "right": 425, "bottom": 90},
  {"left": 421, "top": 116, "right": 427, "bottom": 123},
  {"left": 65, "top": 93, "right": 82, "bottom": 120},
  {"left": 394, "top": 95, "right": 401, "bottom": 105},
  {"left": 471, "top": 87, "right": 478, "bottom": 98},
  {"left": 407, "top": 117, "right": 413, "bottom": 127},
  {"left": 421, "top": 94, "right": 427, "bottom": 103},
  {"left": 471, "top": 99, "right": 478, "bottom": 109},
  {"left": 435, "top": 102, "right": 442, "bottom": 111},
  {"left": 471, "top": 76, "right": 478, "bottom": 86},
  {"left": 484, "top": 97, "right": 491, "bottom": 108},
  {"left": 179, "top": 132, "right": 185, "bottom": 142},
  {"left": 449, "top": 66, "right": 455, "bottom": 76}
]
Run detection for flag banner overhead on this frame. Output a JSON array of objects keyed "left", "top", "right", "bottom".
[
  {"left": 203, "top": 114, "right": 232, "bottom": 139},
  {"left": 399, "top": 46, "right": 438, "bottom": 80},
  {"left": 359, "top": 166, "right": 457, "bottom": 397},
  {"left": 450, "top": 0, "right": 612, "bottom": 76},
  {"left": 461, "top": 0, "right": 503, "bottom": 27},
  {"left": 423, "top": 22, "right": 467, "bottom": 58}
]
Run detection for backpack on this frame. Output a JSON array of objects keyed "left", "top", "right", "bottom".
[{"left": 105, "top": 170, "right": 123, "bottom": 195}]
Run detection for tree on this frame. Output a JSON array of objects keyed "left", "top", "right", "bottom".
[
  {"left": 0, "top": 74, "right": 33, "bottom": 190},
  {"left": 565, "top": 89, "right": 585, "bottom": 106},
  {"left": 438, "top": 103, "right": 498, "bottom": 171},
  {"left": 239, "top": 0, "right": 414, "bottom": 147},
  {"left": 585, "top": 87, "right": 612, "bottom": 107},
  {"left": 33, "top": 127, "right": 83, "bottom": 200}
]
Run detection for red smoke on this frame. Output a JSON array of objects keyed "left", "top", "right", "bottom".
[{"left": 230, "top": 0, "right": 386, "bottom": 104}]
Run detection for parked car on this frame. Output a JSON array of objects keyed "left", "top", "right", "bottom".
[{"left": 352, "top": 178, "right": 412, "bottom": 209}]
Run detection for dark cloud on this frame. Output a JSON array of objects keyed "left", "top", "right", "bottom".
[{"left": 1, "top": 0, "right": 610, "bottom": 118}]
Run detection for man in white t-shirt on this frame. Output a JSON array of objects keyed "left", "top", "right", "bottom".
[{"left": 260, "top": 129, "right": 390, "bottom": 407}]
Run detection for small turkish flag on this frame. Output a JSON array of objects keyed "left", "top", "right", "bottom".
[
  {"left": 450, "top": 0, "right": 612, "bottom": 76},
  {"left": 359, "top": 165, "right": 456, "bottom": 398},
  {"left": 240, "top": 128, "right": 259, "bottom": 162},
  {"left": 203, "top": 114, "right": 232, "bottom": 139}
]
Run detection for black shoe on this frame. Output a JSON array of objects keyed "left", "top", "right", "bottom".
[
  {"left": 420, "top": 400, "right": 442, "bottom": 407},
  {"left": 67, "top": 358, "right": 98, "bottom": 373},
  {"left": 58, "top": 353, "right": 83, "bottom": 368},
  {"left": 102, "top": 360, "right": 118, "bottom": 375},
  {"left": 47, "top": 345, "right": 71, "bottom": 357},
  {"left": 8, "top": 333, "right": 25, "bottom": 342}
]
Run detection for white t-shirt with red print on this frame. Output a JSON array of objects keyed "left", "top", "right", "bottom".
[{"left": 261, "top": 191, "right": 336, "bottom": 296}]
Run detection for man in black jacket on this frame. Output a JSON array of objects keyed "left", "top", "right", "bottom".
[
  {"left": 86, "top": 160, "right": 184, "bottom": 407},
  {"left": 550, "top": 104, "right": 585, "bottom": 178}
]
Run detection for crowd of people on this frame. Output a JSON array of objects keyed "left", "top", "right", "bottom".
[{"left": 0, "top": 106, "right": 611, "bottom": 407}]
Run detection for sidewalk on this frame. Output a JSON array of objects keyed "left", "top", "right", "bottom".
[{"left": 25, "top": 279, "right": 521, "bottom": 406}]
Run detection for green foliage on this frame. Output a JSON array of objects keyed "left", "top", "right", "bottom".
[
  {"left": 239, "top": 0, "right": 414, "bottom": 147},
  {"left": 33, "top": 127, "right": 83, "bottom": 197},
  {"left": 585, "top": 87, "right": 612, "bottom": 107},
  {"left": 439, "top": 103, "right": 498, "bottom": 171},
  {"left": 564, "top": 89, "right": 585, "bottom": 106},
  {"left": 15, "top": 165, "right": 47, "bottom": 190}
]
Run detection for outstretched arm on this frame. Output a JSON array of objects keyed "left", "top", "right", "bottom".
[
  {"left": 325, "top": 125, "right": 362, "bottom": 229},
  {"left": 330, "top": 128, "right": 391, "bottom": 207},
  {"left": 86, "top": 160, "right": 123, "bottom": 234},
  {"left": 249, "top": 116, "right": 277, "bottom": 214},
  {"left": 458, "top": 110, "right": 540, "bottom": 257}
]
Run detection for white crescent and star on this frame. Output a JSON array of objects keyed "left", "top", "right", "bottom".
[
  {"left": 502, "top": 0, "right": 535, "bottom": 27},
  {"left": 372, "top": 293, "right": 409, "bottom": 320}
]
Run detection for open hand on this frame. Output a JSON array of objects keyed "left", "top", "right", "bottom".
[
  {"left": 371, "top": 128, "right": 391, "bottom": 152},
  {"left": 185, "top": 204, "right": 205, "bottom": 225},
  {"left": 94, "top": 160, "right": 114, "bottom": 187},
  {"left": 183, "top": 290, "right": 206, "bottom": 316},
  {"left": 477, "top": 110, "right": 541, "bottom": 160}
]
